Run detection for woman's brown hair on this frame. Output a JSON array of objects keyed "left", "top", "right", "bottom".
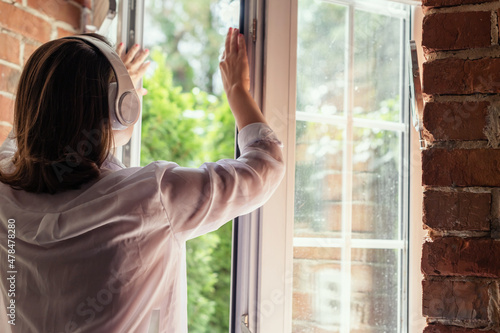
[{"left": 0, "top": 33, "right": 115, "bottom": 194}]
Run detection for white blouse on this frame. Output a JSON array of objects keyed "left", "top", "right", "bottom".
[{"left": 0, "top": 123, "right": 285, "bottom": 333}]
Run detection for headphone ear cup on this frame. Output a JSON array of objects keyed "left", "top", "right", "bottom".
[{"left": 108, "top": 82, "right": 127, "bottom": 130}]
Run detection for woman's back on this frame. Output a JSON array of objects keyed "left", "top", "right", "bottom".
[
  {"left": 0, "top": 29, "right": 285, "bottom": 332},
  {"left": 0, "top": 122, "right": 284, "bottom": 332}
]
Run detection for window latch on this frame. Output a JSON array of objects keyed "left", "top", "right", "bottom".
[
  {"left": 241, "top": 314, "right": 252, "bottom": 333},
  {"left": 250, "top": 19, "right": 257, "bottom": 43}
]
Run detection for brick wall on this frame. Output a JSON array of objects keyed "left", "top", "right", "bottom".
[
  {"left": 0, "top": 0, "right": 92, "bottom": 144},
  {"left": 421, "top": 0, "right": 500, "bottom": 331}
]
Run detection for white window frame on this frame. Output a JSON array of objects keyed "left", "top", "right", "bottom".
[
  {"left": 113, "top": 0, "right": 426, "bottom": 332},
  {"left": 109, "top": 0, "right": 144, "bottom": 167},
  {"left": 232, "top": 0, "right": 426, "bottom": 333}
]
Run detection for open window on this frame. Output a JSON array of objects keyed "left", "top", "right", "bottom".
[
  {"left": 108, "top": 1, "right": 241, "bottom": 332},
  {"left": 233, "top": 0, "right": 424, "bottom": 332},
  {"left": 111, "top": 0, "right": 425, "bottom": 332}
]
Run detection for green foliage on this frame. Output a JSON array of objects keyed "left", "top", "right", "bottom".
[
  {"left": 141, "top": 49, "right": 234, "bottom": 333},
  {"left": 142, "top": 1, "right": 238, "bottom": 330},
  {"left": 141, "top": 51, "right": 203, "bottom": 166},
  {"left": 145, "top": 0, "right": 232, "bottom": 93}
]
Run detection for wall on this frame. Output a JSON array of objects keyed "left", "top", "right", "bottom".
[
  {"left": 0, "top": 0, "right": 92, "bottom": 143},
  {"left": 421, "top": 0, "right": 500, "bottom": 331}
]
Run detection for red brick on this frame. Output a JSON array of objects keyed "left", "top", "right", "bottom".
[
  {"left": 23, "top": 42, "right": 40, "bottom": 65},
  {"left": 424, "top": 324, "right": 497, "bottom": 333},
  {"left": 422, "top": 237, "right": 500, "bottom": 278},
  {"left": 57, "top": 27, "right": 75, "bottom": 38},
  {"left": 292, "top": 292, "right": 312, "bottom": 321},
  {"left": 423, "top": 0, "right": 497, "bottom": 6},
  {"left": 351, "top": 264, "right": 373, "bottom": 293},
  {"left": 422, "top": 148, "right": 500, "bottom": 187},
  {"left": 0, "top": 95, "right": 15, "bottom": 124},
  {"left": 423, "top": 191, "right": 491, "bottom": 231},
  {"left": 352, "top": 203, "right": 375, "bottom": 234},
  {"left": 423, "top": 102, "right": 488, "bottom": 141},
  {"left": 0, "top": 33, "right": 20, "bottom": 65},
  {"left": 27, "top": 0, "right": 82, "bottom": 29},
  {"left": 422, "top": 279, "right": 490, "bottom": 320},
  {"left": 0, "top": 64, "right": 21, "bottom": 95},
  {"left": 326, "top": 172, "right": 342, "bottom": 201},
  {"left": 423, "top": 58, "right": 500, "bottom": 95},
  {"left": 293, "top": 247, "right": 341, "bottom": 260},
  {"left": 422, "top": 12, "right": 491, "bottom": 52},
  {"left": 0, "top": 2, "right": 51, "bottom": 43}
]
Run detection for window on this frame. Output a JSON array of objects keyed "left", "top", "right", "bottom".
[
  {"left": 112, "top": 0, "right": 424, "bottom": 332},
  {"left": 98, "top": 1, "right": 239, "bottom": 332},
  {"left": 232, "top": 0, "right": 423, "bottom": 332},
  {"left": 139, "top": 2, "right": 240, "bottom": 332},
  {"left": 292, "top": 1, "right": 410, "bottom": 332}
]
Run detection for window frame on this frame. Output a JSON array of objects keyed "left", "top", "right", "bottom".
[
  {"left": 116, "top": 0, "right": 426, "bottom": 332},
  {"left": 236, "top": 0, "right": 426, "bottom": 332},
  {"left": 113, "top": 0, "right": 144, "bottom": 167}
]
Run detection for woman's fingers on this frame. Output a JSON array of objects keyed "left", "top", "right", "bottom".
[
  {"left": 136, "top": 87, "right": 148, "bottom": 96},
  {"left": 116, "top": 42, "right": 125, "bottom": 57},
  {"left": 223, "top": 27, "right": 240, "bottom": 59},
  {"left": 122, "top": 44, "right": 141, "bottom": 65},
  {"left": 135, "top": 49, "right": 150, "bottom": 65},
  {"left": 225, "top": 28, "right": 232, "bottom": 55},
  {"left": 238, "top": 34, "right": 246, "bottom": 58},
  {"left": 114, "top": 43, "right": 151, "bottom": 85},
  {"left": 127, "top": 49, "right": 150, "bottom": 72},
  {"left": 231, "top": 28, "right": 239, "bottom": 55},
  {"left": 133, "top": 61, "right": 151, "bottom": 81}
]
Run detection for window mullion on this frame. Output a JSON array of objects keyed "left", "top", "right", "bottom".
[{"left": 340, "top": 4, "right": 355, "bottom": 333}]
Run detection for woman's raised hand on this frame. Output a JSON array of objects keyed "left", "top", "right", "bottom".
[
  {"left": 219, "top": 28, "right": 250, "bottom": 99},
  {"left": 218, "top": 28, "right": 266, "bottom": 130},
  {"left": 116, "top": 43, "right": 150, "bottom": 96}
]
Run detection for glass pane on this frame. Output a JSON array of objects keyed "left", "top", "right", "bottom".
[
  {"left": 141, "top": 1, "right": 239, "bottom": 332},
  {"left": 293, "top": 1, "right": 408, "bottom": 332},
  {"left": 293, "top": 247, "right": 342, "bottom": 332},
  {"left": 296, "top": 0, "right": 347, "bottom": 116},
  {"left": 294, "top": 121, "right": 344, "bottom": 238},
  {"left": 353, "top": 9, "right": 403, "bottom": 122},
  {"left": 351, "top": 249, "right": 400, "bottom": 332},
  {"left": 352, "top": 128, "right": 401, "bottom": 240}
]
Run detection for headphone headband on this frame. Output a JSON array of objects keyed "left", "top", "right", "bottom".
[{"left": 62, "top": 35, "right": 140, "bottom": 129}]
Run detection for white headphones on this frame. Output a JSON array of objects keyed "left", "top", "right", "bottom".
[{"left": 63, "top": 35, "right": 141, "bottom": 130}]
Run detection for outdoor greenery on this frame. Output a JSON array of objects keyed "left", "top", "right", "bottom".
[{"left": 140, "top": 1, "right": 237, "bottom": 332}]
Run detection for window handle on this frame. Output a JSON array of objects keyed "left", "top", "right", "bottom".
[{"left": 241, "top": 314, "right": 252, "bottom": 333}]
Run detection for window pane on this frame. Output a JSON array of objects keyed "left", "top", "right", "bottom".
[
  {"left": 294, "top": 121, "right": 344, "bottom": 238},
  {"left": 353, "top": 10, "right": 403, "bottom": 122},
  {"left": 296, "top": 1, "right": 346, "bottom": 116},
  {"left": 351, "top": 249, "right": 399, "bottom": 332},
  {"left": 352, "top": 128, "right": 401, "bottom": 240},
  {"left": 292, "top": 1, "right": 409, "bottom": 332},
  {"left": 293, "top": 247, "right": 342, "bottom": 332}
]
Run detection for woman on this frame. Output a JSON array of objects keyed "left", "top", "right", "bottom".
[{"left": 0, "top": 28, "right": 284, "bottom": 332}]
